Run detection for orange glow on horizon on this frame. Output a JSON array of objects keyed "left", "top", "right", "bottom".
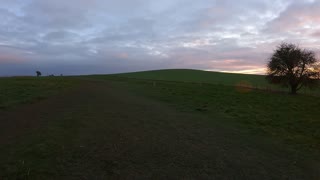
[{"left": 206, "top": 67, "right": 266, "bottom": 75}]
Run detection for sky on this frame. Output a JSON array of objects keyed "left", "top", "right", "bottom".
[{"left": 0, "top": 0, "right": 320, "bottom": 76}]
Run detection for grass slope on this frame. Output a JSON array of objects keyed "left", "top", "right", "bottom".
[
  {"left": 113, "top": 69, "right": 320, "bottom": 95},
  {"left": 116, "top": 69, "right": 268, "bottom": 87},
  {"left": 0, "top": 77, "right": 78, "bottom": 109}
]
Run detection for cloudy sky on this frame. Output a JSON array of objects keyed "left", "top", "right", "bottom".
[{"left": 0, "top": 0, "right": 320, "bottom": 76}]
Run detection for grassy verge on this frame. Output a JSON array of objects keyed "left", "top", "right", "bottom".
[{"left": 0, "top": 77, "right": 78, "bottom": 109}]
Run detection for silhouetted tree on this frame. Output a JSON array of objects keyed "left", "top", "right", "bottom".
[
  {"left": 36, "top": 71, "right": 42, "bottom": 77},
  {"left": 314, "top": 63, "right": 320, "bottom": 79},
  {"left": 266, "top": 42, "right": 319, "bottom": 94}
]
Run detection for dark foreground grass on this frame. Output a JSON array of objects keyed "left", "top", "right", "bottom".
[{"left": 0, "top": 77, "right": 78, "bottom": 109}]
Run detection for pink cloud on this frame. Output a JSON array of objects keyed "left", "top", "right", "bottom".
[
  {"left": 266, "top": 2, "right": 320, "bottom": 33},
  {"left": 116, "top": 53, "right": 129, "bottom": 59},
  {"left": 208, "top": 59, "right": 265, "bottom": 73},
  {"left": 311, "top": 31, "right": 320, "bottom": 37},
  {"left": 0, "top": 53, "right": 25, "bottom": 63}
]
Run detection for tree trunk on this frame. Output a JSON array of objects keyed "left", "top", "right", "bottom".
[{"left": 290, "top": 85, "right": 298, "bottom": 95}]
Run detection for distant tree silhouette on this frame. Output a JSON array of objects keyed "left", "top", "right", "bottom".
[
  {"left": 36, "top": 71, "right": 42, "bottom": 77},
  {"left": 266, "top": 42, "right": 319, "bottom": 94}
]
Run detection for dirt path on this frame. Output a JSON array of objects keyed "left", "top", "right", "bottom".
[{"left": 0, "top": 80, "right": 319, "bottom": 179}]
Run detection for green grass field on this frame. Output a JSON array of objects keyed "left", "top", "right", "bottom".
[
  {"left": 0, "top": 77, "right": 78, "bottom": 109},
  {"left": 115, "top": 69, "right": 267, "bottom": 86},
  {"left": 102, "top": 76, "right": 320, "bottom": 151},
  {"left": 110, "top": 69, "right": 320, "bottom": 95},
  {"left": 0, "top": 70, "right": 319, "bottom": 179},
  {"left": 119, "top": 70, "right": 319, "bottom": 146}
]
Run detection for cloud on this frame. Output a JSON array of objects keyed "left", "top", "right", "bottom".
[
  {"left": 0, "top": 0, "right": 319, "bottom": 76},
  {"left": 43, "top": 31, "right": 80, "bottom": 42},
  {"left": 311, "top": 31, "right": 320, "bottom": 37},
  {"left": 266, "top": 1, "right": 320, "bottom": 30},
  {"left": 0, "top": 53, "right": 25, "bottom": 63}
]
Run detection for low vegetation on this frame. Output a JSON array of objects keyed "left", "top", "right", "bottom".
[{"left": 0, "top": 76, "right": 77, "bottom": 109}]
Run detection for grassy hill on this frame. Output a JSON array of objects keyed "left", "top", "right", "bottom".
[
  {"left": 115, "top": 69, "right": 268, "bottom": 87},
  {"left": 113, "top": 69, "right": 320, "bottom": 95}
]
